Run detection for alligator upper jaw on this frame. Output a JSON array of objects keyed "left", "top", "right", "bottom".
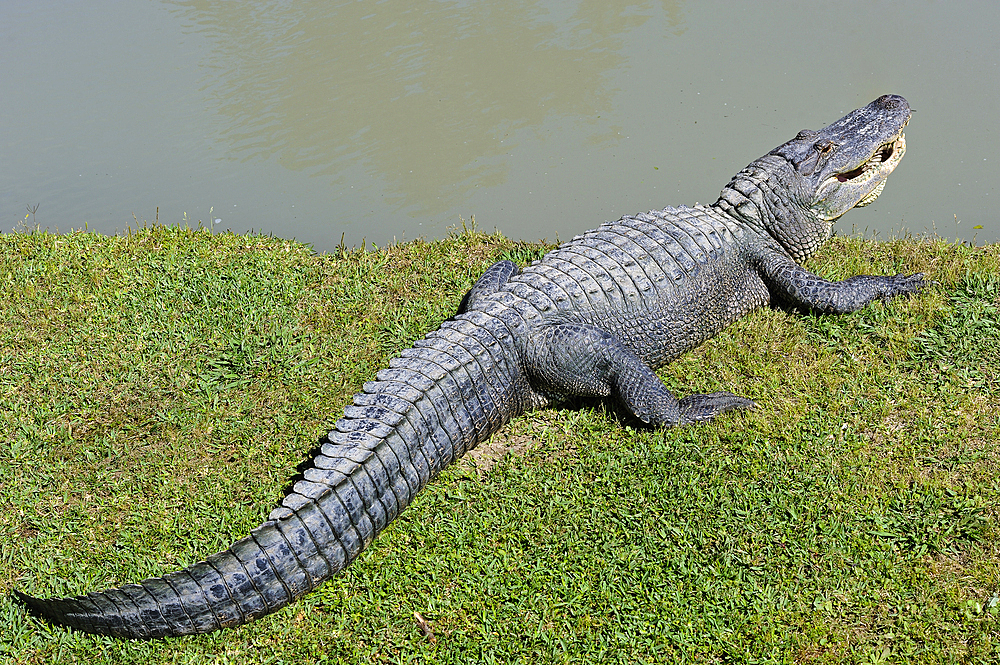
[
  {"left": 835, "top": 134, "right": 906, "bottom": 184},
  {"left": 813, "top": 128, "right": 907, "bottom": 216}
]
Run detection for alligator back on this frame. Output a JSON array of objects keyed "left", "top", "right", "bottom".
[{"left": 503, "top": 205, "right": 771, "bottom": 369}]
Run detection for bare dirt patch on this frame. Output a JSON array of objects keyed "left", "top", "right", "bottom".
[{"left": 460, "top": 434, "right": 538, "bottom": 478}]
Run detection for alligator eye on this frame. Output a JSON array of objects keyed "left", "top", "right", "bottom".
[
  {"left": 814, "top": 140, "right": 837, "bottom": 154},
  {"left": 796, "top": 138, "right": 838, "bottom": 175}
]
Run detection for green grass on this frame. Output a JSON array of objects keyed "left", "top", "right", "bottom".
[{"left": 0, "top": 226, "right": 997, "bottom": 664}]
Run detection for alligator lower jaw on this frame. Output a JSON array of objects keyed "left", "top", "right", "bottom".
[{"left": 855, "top": 178, "right": 887, "bottom": 208}]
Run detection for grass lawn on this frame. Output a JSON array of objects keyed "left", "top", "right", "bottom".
[{"left": 0, "top": 226, "right": 997, "bottom": 664}]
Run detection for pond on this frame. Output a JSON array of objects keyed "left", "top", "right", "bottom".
[{"left": 3, "top": 1, "right": 997, "bottom": 250}]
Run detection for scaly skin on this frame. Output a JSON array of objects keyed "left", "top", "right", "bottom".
[{"left": 15, "top": 94, "right": 924, "bottom": 638}]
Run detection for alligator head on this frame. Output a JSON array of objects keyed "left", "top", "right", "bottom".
[
  {"left": 716, "top": 94, "right": 912, "bottom": 262},
  {"left": 775, "top": 94, "right": 909, "bottom": 217}
]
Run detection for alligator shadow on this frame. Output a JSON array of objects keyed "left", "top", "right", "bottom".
[{"left": 274, "top": 435, "right": 328, "bottom": 509}]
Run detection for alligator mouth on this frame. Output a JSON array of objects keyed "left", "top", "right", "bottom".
[
  {"left": 812, "top": 123, "right": 908, "bottom": 217},
  {"left": 836, "top": 135, "right": 905, "bottom": 183}
]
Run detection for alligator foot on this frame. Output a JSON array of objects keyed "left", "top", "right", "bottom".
[{"left": 677, "top": 392, "right": 756, "bottom": 424}]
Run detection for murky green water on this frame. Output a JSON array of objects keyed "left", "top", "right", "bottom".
[{"left": 3, "top": 1, "right": 997, "bottom": 250}]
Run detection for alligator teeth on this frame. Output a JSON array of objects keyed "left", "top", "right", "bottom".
[
  {"left": 865, "top": 134, "right": 904, "bottom": 171},
  {"left": 855, "top": 179, "right": 886, "bottom": 207}
]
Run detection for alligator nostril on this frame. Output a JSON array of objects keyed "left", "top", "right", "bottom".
[{"left": 879, "top": 95, "right": 900, "bottom": 110}]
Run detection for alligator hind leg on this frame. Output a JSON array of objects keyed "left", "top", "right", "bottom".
[
  {"left": 526, "top": 323, "right": 754, "bottom": 427},
  {"left": 457, "top": 260, "right": 520, "bottom": 314}
]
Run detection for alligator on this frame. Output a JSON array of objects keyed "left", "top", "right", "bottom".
[{"left": 15, "top": 94, "right": 924, "bottom": 639}]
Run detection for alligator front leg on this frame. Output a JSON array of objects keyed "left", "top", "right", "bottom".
[
  {"left": 457, "top": 259, "right": 520, "bottom": 314},
  {"left": 525, "top": 323, "right": 754, "bottom": 427},
  {"left": 761, "top": 253, "right": 926, "bottom": 314}
]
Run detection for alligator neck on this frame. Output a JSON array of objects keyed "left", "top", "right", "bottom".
[{"left": 714, "top": 155, "right": 830, "bottom": 263}]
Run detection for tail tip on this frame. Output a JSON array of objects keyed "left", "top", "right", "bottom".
[{"left": 13, "top": 588, "right": 57, "bottom": 622}]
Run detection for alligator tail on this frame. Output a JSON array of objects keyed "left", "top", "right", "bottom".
[{"left": 16, "top": 313, "right": 527, "bottom": 638}]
